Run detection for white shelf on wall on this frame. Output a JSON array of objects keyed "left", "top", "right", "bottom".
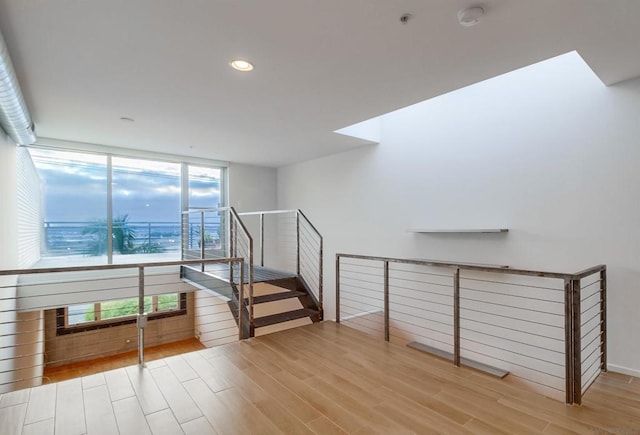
[{"left": 408, "top": 228, "right": 509, "bottom": 234}]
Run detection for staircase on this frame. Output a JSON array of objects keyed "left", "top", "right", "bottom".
[{"left": 180, "top": 208, "right": 323, "bottom": 339}]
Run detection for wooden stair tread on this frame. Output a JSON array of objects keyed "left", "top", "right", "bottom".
[
  {"left": 254, "top": 308, "right": 319, "bottom": 328},
  {"left": 247, "top": 290, "right": 307, "bottom": 305}
]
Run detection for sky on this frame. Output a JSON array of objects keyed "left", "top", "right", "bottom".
[{"left": 30, "top": 149, "right": 221, "bottom": 223}]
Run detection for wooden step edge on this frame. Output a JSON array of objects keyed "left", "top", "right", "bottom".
[
  {"left": 254, "top": 308, "right": 319, "bottom": 328},
  {"left": 245, "top": 290, "right": 307, "bottom": 305}
]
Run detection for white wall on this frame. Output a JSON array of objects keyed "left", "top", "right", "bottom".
[
  {"left": 0, "top": 133, "right": 18, "bottom": 270},
  {"left": 16, "top": 146, "right": 42, "bottom": 268},
  {"left": 0, "top": 133, "right": 44, "bottom": 391},
  {"left": 277, "top": 52, "right": 640, "bottom": 375},
  {"left": 228, "top": 163, "right": 277, "bottom": 212},
  {"left": 228, "top": 162, "right": 280, "bottom": 266}
]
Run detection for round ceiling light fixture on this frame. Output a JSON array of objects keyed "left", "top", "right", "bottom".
[
  {"left": 230, "top": 59, "right": 254, "bottom": 72},
  {"left": 457, "top": 6, "right": 485, "bottom": 27}
]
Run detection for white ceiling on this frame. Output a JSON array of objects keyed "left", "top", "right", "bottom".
[{"left": 0, "top": 0, "right": 639, "bottom": 167}]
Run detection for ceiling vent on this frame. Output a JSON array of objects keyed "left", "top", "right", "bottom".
[{"left": 0, "top": 28, "right": 36, "bottom": 145}]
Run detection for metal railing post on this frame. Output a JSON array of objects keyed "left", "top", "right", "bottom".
[
  {"left": 600, "top": 268, "right": 607, "bottom": 372},
  {"left": 259, "top": 213, "right": 264, "bottom": 267},
  {"left": 296, "top": 212, "right": 300, "bottom": 275},
  {"left": 238, "top": 259, "right": 245, "bottom": 339},
  {"left": 319, "top": 235, "right": 324, "bottom": 317},
  {"left": 336, "top": 255, "right": 340, "bottom": 323},
  {"left": 229, "top": 213, "right": 234, "bottom": 282},
  {"left": 107, "top": 155, "right": 113, "bottom": 265},
  {"left": 248, "top": 234, "right": 255, "bottom": 337},
  {"left": 453, "top": 268, "right": 460, "bottom": 367},
  {"left": 137, "top": 266, "right": 146, "bottom": 367},
  {"left": 571, "top": 277, "right": 582, "bottom": 405},
  {"left": 564, "top": 276, "right": 582, "bottom": 405},
  {"left": 384, "top": 261, "right": 389, "bottom": 342},
  {"left": 564, "top": 278, "right": 574, "bottom": 404}
]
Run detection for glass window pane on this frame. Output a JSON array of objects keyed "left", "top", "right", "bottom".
[
  {"left": 188, "top": 166, "right": 222, "bottom": 251},
  {"left": 100, "top": 298, "right": 136, "bottom": 320},
  {"left": 101, "top": 297, "right": 152, "bottom": 320},
  {"left": 29, "top": 149, "right": 107, "bottom": 263},
  {"left": 112, "top": 157, "right": 181, "bottom": 262},
  {"left": 188, "top": 166, "right": 221, "bottom": 209},
  {"left": 157, "top": 293, "right": 179, "bottom": 311},
  {"left": 68, "top": 304, "right": 96, "bottom": 325}
]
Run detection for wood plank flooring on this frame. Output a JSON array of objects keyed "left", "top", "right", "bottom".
[
  {"left": 1, "top": 321, "right": 639, "bottom": 434},
  {"left": 43, "top": 338, "right": 206, "bottom": 383}
]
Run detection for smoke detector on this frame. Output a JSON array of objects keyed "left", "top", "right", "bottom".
[{"left": 457, "top": 6, "right": 485, "bottom": 27}]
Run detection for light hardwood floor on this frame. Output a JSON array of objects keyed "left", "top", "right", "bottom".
[
  {"left": 1, "top": 321, "right": 639, "bottom": 434},
  {"left": 43, "top": 338, "right": 206, "bottom": 384}
]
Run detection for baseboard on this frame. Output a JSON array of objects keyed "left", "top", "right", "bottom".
[{"left": 608, "top": 363, "right": 640, "bottom": 378}]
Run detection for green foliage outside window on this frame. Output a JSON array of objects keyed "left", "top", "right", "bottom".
[
  {"left": 158, "top": 293, "right": 179, "bottom": 311},
  {"left": 81, "top": 296, "right": 181, "bottom": 321}
]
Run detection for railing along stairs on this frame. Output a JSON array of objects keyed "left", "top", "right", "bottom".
[{"left": 181, "top": 207, "right": 323, "bottom": 338}]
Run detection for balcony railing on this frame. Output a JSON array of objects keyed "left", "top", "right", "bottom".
[
  {"left": 0, "top": 257, "right": 245, "bottom": 394},
  {"left": 43, "top": 220, "right": 223, "bottom": 257},
  {"left": 336, "top": 253, "right": 606, "bottom": 405}
]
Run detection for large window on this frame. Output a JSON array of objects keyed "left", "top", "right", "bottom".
[
  {"left": 30, "top": 149, "right": 108, "bottom": 257},
  {"left": 59, "top": 293, "right": 186, "bottom": 334},
  {"left": 186, "top": 165, "right": 223, "bottom": 251},
  {"left": 28, "top": 147, "right": 225, "bottom": 264},
  {"left": 111, "top": 157, "right": 181, "bottom": 260}
]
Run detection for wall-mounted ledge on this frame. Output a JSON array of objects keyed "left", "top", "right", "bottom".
[{"left": 408, "top": 228, "right": 509, "bottom": 234}]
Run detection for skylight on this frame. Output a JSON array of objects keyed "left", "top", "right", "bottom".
[{"left": 334, "top": 51, "right": 604, "bottom": 143}]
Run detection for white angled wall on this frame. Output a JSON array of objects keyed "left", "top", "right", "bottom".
[
  {"left": 16, "top": 147, "right": 42, "bottom": 268},
  {"left": 0, "top": 133, "right": 44, "bottom": 391},
  {"left": 228, "top": 163, "right": 280, "bottom": 267},
  {"left": 277, "top": 52, "right": 640, "bottom": 376}
]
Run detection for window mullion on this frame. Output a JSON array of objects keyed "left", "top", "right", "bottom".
[{"left": 107, "top": 154, "right": 113, "bottom": 264}]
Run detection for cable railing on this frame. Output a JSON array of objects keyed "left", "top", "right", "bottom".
[
  {"left": 0, "top": 257, "right": 244, "bottom": 394},
  {"left": 43, "top": 220, "right": 186, "bottom": 256},
  {"left": 181, "top": 207, "right": 253, "bottom": 337},
  {"left": 335, "top": 253, "right": 606, "bottom": 405},
  {"left": 238, "top": 209, "right": 323, "bottom": 313}
]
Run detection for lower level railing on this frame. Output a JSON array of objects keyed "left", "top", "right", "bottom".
[
  {"left": 0, "top": 257, "right": 244, "bottom": 393},
  {"left": 335, "top": 253, "right": 606, "bottom": 405}
]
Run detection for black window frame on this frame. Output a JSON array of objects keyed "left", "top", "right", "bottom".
[{"left": 56, "top": 292, "right": 187, "bottom": 336}]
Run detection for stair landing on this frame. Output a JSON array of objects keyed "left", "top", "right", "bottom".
[{"left": 203, "top": 263, "right": 296, "bottom": 284}]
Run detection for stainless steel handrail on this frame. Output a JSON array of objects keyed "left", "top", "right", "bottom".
[
  {"left": 183, "top": 207, "right": 323, "bottom": 332},
  {"left": 1, "top": 257, "right": 245, "bottom": 375},
  {"left": 181, "top": 206, "right": 254, "bottom": 337},
  {"left": 229, "top": 207, "right": 254, "bottom": 335},
  {"left": 0, "top": 257, "right": 243, "bottom": 277},
  {"left": 335, "top": 252, "right": 606, "bottom": 405},
  {"left": 337, "top": 253, "right": 578, "bottom": 280},
  {"left": 298, "top": 210, "right": 323, "bottom": 314},
  {"left": 237, "top": 209, "right": 323, "bottom": 316},
  {"left": 237, "top": 209, "right": 298, "bottom": 216}
]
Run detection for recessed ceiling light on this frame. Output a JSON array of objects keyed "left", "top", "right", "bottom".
[
  {"left": 230, "top": 59, "right": 254, "bottom": 72},
  {"left": 457, "top": 6, "right": 485, "bottom": 27}
]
